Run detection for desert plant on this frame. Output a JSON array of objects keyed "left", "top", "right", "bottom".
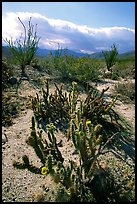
[
  {"left": 115, "top": 82, "right": 135, "bottom": 103},
  {"left": 31, "top": 80, "right": 128, "bottom": 140},
  {"left": 112, "top": 58, "right": 135, "bottom": 79},
  {"left": 2, "top": 59, "right": 14, "bottom": 90},
  {"left": 13, "top": 117, "right": 64, "bottom": 173},
  {"left": 3, "top": 17, "right": 40, "bottom": 76},
  {"left": 31, "top": 79, "right": 74, "bottom": 128},
  {"left": 102, "top": 43, "right": 118, "bottom": 71},
  {"left": 12, "top": 80, "right": 132, "bottom": 202}
]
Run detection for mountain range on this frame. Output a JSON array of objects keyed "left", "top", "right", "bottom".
[{"left": 2, "top": 46, "right": 135, "bottom": 60}]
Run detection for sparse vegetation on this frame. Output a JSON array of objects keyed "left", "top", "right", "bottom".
[
  {"left": 12, "top": 80, "right": 133, "bottom": 202},
  {"left": 112, "top": 58, "right": 135, "bottom": 79},
  {"left": 115, "top": 82, "right": 135, "bottom": 103},
  {"left": 2, "top": 24, "right": 135, "bottom": 202},
  {"left": 3, "top": 17, "right": 40, "bottom": 76}
]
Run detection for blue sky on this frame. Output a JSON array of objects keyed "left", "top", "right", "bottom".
[
  {"left": 2, "top": 2, "right": 135, "bottom": 53},
  {"left": 2, "top": 2, "right": 135, "bottom": 28}
]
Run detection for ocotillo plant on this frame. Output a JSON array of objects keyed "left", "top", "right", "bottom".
[
  {"left": 3, "top": 17, "right": 40, "bottom": 76},
  {"left": 102, "top": 43, "right": 118, "bottom": 72}
]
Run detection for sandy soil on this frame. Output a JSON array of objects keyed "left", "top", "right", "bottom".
[
  {"left": 2, "top": 78, "right": 135, "bottom": 202},
  {"left": 94, "top": 78, "right": 135, "bottom": 133}
]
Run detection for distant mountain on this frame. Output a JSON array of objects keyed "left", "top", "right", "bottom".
[
  {"left": 36, "top": 48, "right": 89, "bottom": 58},
  {"left": 36, "top": 48, "right": 135, "bottom": 60},
  {"left": 89, "top": 52, "right": 104, "bottom": 59},
  {"left": 2, "top": 46, "right": 12, "bottom": 58},
  {"left": 118, "top": 51, "right": 135, "bottom": 60},
  {"left": 2, "top": 46, "right": 89, "bottom": 59},
  {"left": 89, "top": 50, "right": 135, "bottom": 60},
  {"left": 2, "top": 46, "right": 135, "bottom": 60}
]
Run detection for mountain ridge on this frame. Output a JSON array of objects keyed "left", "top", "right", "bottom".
[{"left": 2, "top": 46, "right": 135, "bottom": 60}]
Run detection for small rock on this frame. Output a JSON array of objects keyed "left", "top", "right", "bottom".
[{"left": 2, "top": 133, "right": 8, "bottom": 144}]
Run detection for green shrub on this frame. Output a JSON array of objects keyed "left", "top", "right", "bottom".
[
  {"left": 102, "top": 43, "right": 118, "bottom": 71},
  {"left": 2, "top": 59, "right": 14, "bottom": 90},
  {"left": 112, "top": 59, "right": 135, "bottom": 79},
  {"left": 72, "top": 58, "right": 101, "bottom": 82},
  {"left": 115, "top": 82, "right": 135, "bottom": 103},
  {"left": 3, "top": 17, "right": 40, "bottom": 76}
]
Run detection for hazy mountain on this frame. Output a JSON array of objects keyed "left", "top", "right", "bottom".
[
  {"left": 2, "top": 46, "right": 12, "bottom": 58},
  {"left": 2, "top": 46, "right": 135, "bottom": 60},
  {"left": 118, "top": 51, "right": 135, "bottom": 60},
  {"left": 36, "top": 48, "right": 89, "bottom": 58},
  {"left": 36, "top": 48, "right": 135, "bottom": 60}
]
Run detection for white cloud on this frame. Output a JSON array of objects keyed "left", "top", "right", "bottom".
[{"left": 2, "top": 12, "right": 135, "bottom": 53}]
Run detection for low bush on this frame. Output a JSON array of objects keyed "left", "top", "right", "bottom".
[
  {"left": 2, "top": 60, "right": 14, "bottom": 90},
  {"left": 111, "top": 59, "right": 135, "bottom": 80},
  {"left": 115, "top": 82, "right": 135, "bottom": 103}
]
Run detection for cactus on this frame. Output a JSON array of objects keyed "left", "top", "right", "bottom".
[
  {"left": 46, "top": 123, "right": 64, "bottom": 163},
  {"left": 26, "top": 117, "right": 45, "bottom": 165},
  {"left": 47, "top": 154, "right": 54, "bottom": 174},
  {"left": 12, "top": 80, "right": 130, "bottom": 202}
]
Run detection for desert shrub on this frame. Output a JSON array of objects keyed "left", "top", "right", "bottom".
[
  {"left": 37, "top": 51, "right": 102, "bottom": 83},
  {"left": 102, "top": 43, "right": 118, "bottom": 71},
  {"left": 72, "top": 58, "right": 101, "bottom": 82},
  {"left": 32, "top": 57, "right": 53, "bottom": 74},
  {"left": 3, "top": 17, "right": 40, "bottom": 76},
  {"left": 30, "top": 57, "right": 43, "bottom": 72},
  {"left": 115, "top": 82, "right": 135, "bottom": 103},
  {"left": 50, "top": 50, "right": 78, "bottom": 81},
  {"left": 2, "top": 59, "right": 14, "bottom": 90},
  {"left": 2, "top": 92, "right": 19, "bottom": 126},
  {"left": 2, "top": 91, "right": 31, "bottom": 127},
  {"left": 112, "top": 59, "right": 135, "bottom": 79}
]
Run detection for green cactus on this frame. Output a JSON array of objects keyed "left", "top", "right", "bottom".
[
  {"left": 31, "top": 116, "right": 35, "bottom": 130},
  {"left": 47, "top": 154, "right": 54, "bottom": 174},
  {"left": 26, "top": 117, "right": 46, "bottom": 165},
  {"left": 54, "top": 139, "right": 64, "bottom": 163},
  {"left": 46, "top": 123, "right": 64, "bottom": 163},
  {"left": 72, "top": 124, "right": 77, "bottom": 148}
]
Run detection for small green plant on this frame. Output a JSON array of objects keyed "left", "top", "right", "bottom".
[
  {"left": 102, "top": 43, "right": 118, "bottom": 71},
  {"left": 3, "top": 17, "right": 40, "bottom": 76}
]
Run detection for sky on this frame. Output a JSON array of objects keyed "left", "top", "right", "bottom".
[{"left": 2, "top": 2, "right": 135, "bottom": 54}]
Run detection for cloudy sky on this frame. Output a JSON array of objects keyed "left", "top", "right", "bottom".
[{"left": 2, "top": 2, "right": 135, "bottom": 54}]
